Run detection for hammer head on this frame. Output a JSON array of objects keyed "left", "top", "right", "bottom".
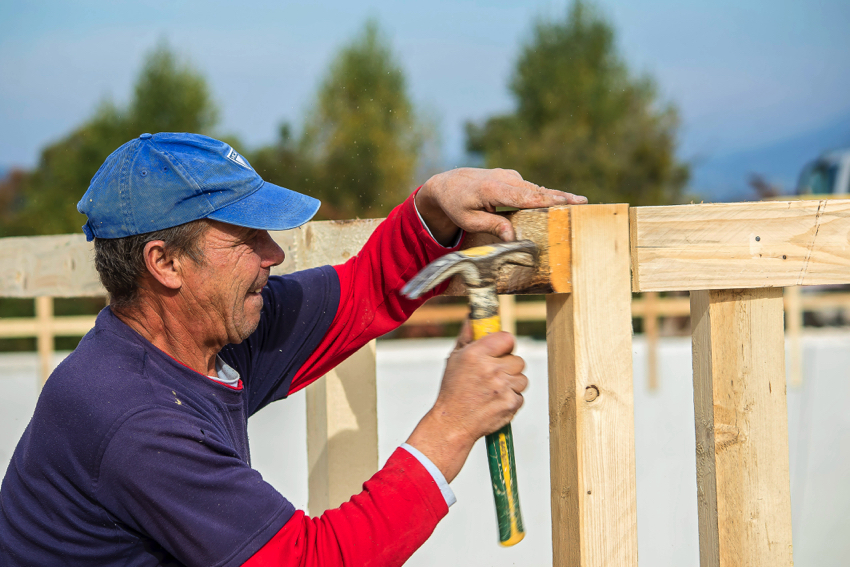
[{"left": 402, "top": 240, "right": 538, "bottom": 299}]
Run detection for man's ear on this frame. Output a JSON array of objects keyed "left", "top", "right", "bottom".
[{"left": 142, "top": 240, "right": 183, "bottom": 291}]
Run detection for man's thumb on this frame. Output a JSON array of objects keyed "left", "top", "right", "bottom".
[{"left": 492, "top": 219, "right": 515, "bottom": 242}]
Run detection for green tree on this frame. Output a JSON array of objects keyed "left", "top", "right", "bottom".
[
  {"left": 300, "top": 21, "right": 424, "bottom": 219},
  {"left": 466, "top": 1, "right": 688, "bottom": 206},
  {"left": 2, "top": 42, "right": 218, "bottom": 236},
  {"left": 129, "top": 43, "right": 218, "bottom": 134}
]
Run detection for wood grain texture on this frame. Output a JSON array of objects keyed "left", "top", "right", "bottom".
[
  {"left": 690, "top": 288, "right": 793, "bottom": 567},
  {"left": 281, "top": 219, "right": 383, "bottom": 272},
  {"left": 0, "top": 234, "right": 103, "bottom": 297},
  {"left": 632, "top": 199, "right": 850, "bottom": 292},
  {"left": 546, "top": 204, "right": 638, "bottom": 567},
  {"left": 445, "top": 205, "right": 572, "bottom": 295},
  {"left": 306, "top": 340, "right": 379, "bottom": 515}
]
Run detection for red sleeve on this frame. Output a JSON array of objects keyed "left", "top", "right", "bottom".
[
  {"left": 243, "top": 448, "right": 448, "bottom": 567},
  {"left": 287, "top": 189, "right": 462, "bottom": 395}
]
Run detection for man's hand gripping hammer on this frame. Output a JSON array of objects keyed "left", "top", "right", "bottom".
[{"left": 402, "top": 240, "right": 537, "bottom": 547}]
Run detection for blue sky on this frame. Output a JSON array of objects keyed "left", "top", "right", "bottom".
[{"left": 2, "top": 0, "right": 849, "bottom": 188}]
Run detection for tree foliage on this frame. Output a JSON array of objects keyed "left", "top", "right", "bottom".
[
  {"left": 466, "top": 1, "right": 688, "bottom": 206},
  {"left": 1, "top": 42, "right": 218, "bottom": 236},
  {"left": 299, "top": 21, "right": 423, "bottom": 219}
]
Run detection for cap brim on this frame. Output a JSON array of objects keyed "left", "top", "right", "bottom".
[{"left": 206, "top": 181, "right": 320, "bottom": 231}]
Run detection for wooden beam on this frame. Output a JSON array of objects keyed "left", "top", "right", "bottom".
[
  {"left": 0, "top": 235, "right": 103, "bottom": 297},
  {"left": 445, "top": 206, "right": 572, "bottom": 294},
  {"left": 0, "top": 315, "right": 96, "bottom": 338},
  {"left": 784, "top": 286, "right": 803, "bottom": 387},
  {"left": 306, "top": 340, "right": 379, "bottom": 515},
  {"left": 643, "top": 291, "right": 660, "bottom": 391},
  {"left": 629, "top": 295, "right": 691, "bottom": 317},
  {"left": 275, "top": 219, "right": 382, "bottom": 272},
  {"left": 798, "top": 291, "right": 850, "bottom": 310},
  {"left": 0, "top": 207, "right": 572, "bottom": 298},
  {"left": 36, "top": 296, "right": 53, "bottom": 384},
  {"left": 284, "top": 205, "right": 574, "bottom": 295},
  {"left": 631, "top": 199, "right": 850, "bottom": 292},
  {"left": 499, "top": 295, "right": 517, "bottom": 335},
  {"left": 547, "top": 204, "right": 638, "bottom": 567},
  {"left": 690, "top": 288, "right": 793, "bottom": 566}
]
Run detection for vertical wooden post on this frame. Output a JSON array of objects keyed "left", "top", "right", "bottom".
[
  {"left": 644, "top": 291, "right": 660, "bottom": 391},
  {"left": 784, "top": 286, "right": 802, "bottom": 387},
  {"left": 36, "top": 296, "right": 54, "bottom": 385},
  {"left": 546, "top": 204, "right": 638, "bottom": 567},
  {"left": 499, "top": 294, "right": 517, "bottom": 335},
  {"left": 306, "top": 340, "right": 379, "bottom": 515},
  {"left": 690, "top": 288, "right": 793, "bottom": 566}
]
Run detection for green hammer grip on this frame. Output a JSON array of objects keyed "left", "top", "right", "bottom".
[{"left": 485, "top": 423, "right": 525, "bottom": 546}]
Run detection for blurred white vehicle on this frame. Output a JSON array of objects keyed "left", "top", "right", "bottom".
[{"left": 795, "top": 148, "right": 850, "bottom": 197}]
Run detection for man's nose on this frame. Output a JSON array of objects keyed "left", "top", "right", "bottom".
[{"left": 258, "top": 231, "right": 285, "bottom": 268}]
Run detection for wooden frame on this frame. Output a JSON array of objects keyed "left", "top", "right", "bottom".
[
  {"left": 546, "top": 204, "right": 638, "bottom": 565},
  {"left": 3, "top": 198, "right": 850, "bottom": 565}
]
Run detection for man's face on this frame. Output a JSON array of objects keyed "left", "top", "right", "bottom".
[{"left": 179, "top": 221, "right": 285, "bottom": 346}]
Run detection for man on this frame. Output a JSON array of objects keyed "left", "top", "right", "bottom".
[{"left": 0, "top": 133, "right": 586, "bottom": 566}]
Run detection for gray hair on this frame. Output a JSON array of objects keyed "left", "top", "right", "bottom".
[{"left": 93, "top": 220, "right": 210, "bottom": 310}]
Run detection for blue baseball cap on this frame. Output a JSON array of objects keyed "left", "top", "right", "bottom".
[{"left": 77, "top": 132, "right": 321, "bottom": 241}]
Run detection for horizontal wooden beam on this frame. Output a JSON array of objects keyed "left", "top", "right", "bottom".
[
  {"left": 287, "top": 206, "right": 572, "bottom": 295},
  {"left": 0, "top": 207, "right": 571, "bottom": 297},
  {"left": 0, "top": 234, "right": 103, "bottom": 297},
  {"left": 630, "top": 199, "right": 850, "bottom": 292},
  {"left": 14, "top": 198, "right": 850, "bottom": 298},
  {"left": 445, "top": 206, "right": 572, "bottom": 295},
  {"left": 0, "top": 315, "right": 97, "bottom": 338}
]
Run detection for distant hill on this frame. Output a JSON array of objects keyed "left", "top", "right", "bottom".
[{"left": 688, "top": 111, "right": 850, "bottom": 202}]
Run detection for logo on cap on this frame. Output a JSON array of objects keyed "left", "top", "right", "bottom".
[{"left": 226, "top": 148, "right": 251, "bottom": 170}]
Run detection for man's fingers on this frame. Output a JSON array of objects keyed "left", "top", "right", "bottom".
[
  {"left": 495, "top": 178, "right": 587, "bottom": 209},
  {"left": 454, "top": 210, "right": 515, "bottom": 241},
  {"left": 509, "top": 372, "right": 529, "bottom": 395},
  {"left": 499, "top": 353, "right": 525, "bottom": 376},
  {"left": 471, "top": 331, "right": 515, "bottom": 357},
  {"left": 498, "top": 168, "right": 524, "bottom": 181},
  {"left": 455, "top": 319, "right": 473, "bottom": 351},
  {"left": 474, "top": 181, "right": 588, "bottom": 240}
]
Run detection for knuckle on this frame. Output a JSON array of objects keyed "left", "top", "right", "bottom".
[
  {"left": 515, "top": 374, "right": 529, "bottom": 393},
  {"left": 513, "top": 394, "right": 525, "bottom": 411},
  {"left": 487, "top": 366, "right": 503, "bottom": 382},
  {"left": 506, "top": 354, "right": 524, "bottom": 372}
]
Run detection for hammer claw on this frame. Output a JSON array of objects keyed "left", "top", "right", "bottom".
[{"left": 401, "top": 240, "right": 537, "bottom": 300}]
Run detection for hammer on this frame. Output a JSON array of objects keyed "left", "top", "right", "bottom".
[{"left": 402, "top": 240, "right": 537, "bottom": 547}]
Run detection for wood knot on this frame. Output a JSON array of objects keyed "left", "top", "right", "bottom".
[
  {"left": 714, "top": 424, "right": 745, "bottom": 452},
  {"left": 584, "top": 385, "right": 599, "bottom": 402}
]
